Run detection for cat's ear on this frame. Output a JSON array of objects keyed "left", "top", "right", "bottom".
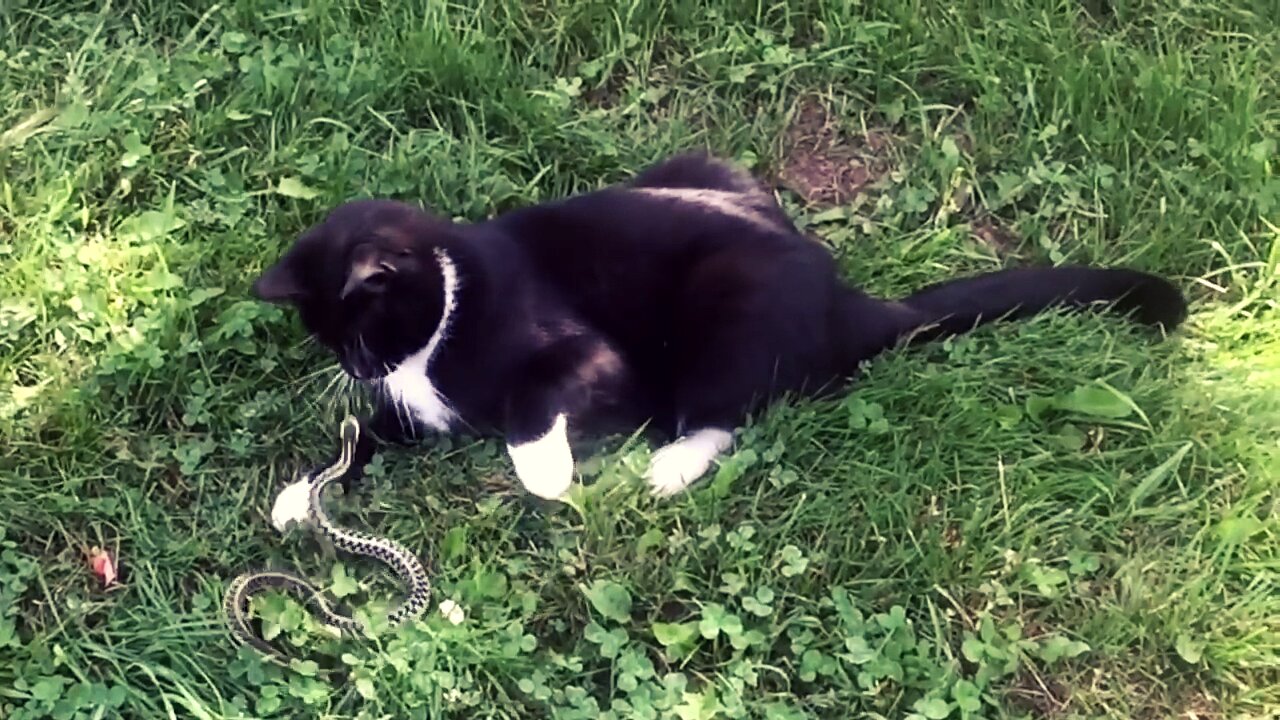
[
  {"left": 252, "top": 258, "right": 306, "bottom": 305},
  {"left": 340, "top": 247, "right": 397, "bottom": 299}
]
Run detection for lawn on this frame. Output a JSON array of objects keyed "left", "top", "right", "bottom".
[{"left": 1, "top": 0, "right": 1277, "bottom": 718}]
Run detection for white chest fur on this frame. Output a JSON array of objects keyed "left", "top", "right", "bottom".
[
  {"left": 381, "top": 349, "right": 457, "bottom": 432},
  {"left": 378, "top": 247, "right": 460, "bottom": 433}
]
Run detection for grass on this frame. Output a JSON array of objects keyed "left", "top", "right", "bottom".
[{"left": 1, "top": 0, "right": 1276, "bottom": 717}]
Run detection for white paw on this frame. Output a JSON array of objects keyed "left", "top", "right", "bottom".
[
  {"left": 645, "top": 429, "right": 733, "bottom": 497},
  {"left": 271, "top": 477, "right": 315, "bottom": 533},
  {"left": 507, "top": 414, "right": 575, "bottom": 500}
]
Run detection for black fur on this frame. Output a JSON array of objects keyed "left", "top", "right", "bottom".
[{"left": 251, "top": 152, "right": 1187, "bottom": 492}]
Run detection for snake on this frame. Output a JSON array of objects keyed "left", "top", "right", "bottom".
[{"left": 222, "top": 415, "right": 431, "bottom": 666}]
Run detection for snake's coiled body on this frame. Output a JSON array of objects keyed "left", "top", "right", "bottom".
[{"left": 223, "top": 416, "right": 430, "bottom": 665}]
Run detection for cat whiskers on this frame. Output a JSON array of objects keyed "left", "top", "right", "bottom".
[
  {"left": 317, "top": 365, "right": 350, "bottom": 415},
  {"left": 294, "top": 359, "right": 343, "bottom": 387},
  {"left": 378, "top": 360, "right": 418, "bottom": 441},
  {"left": 340, "top": 372, "right": 360, "bottom": 413},
  {"left": 315, "top": 363, "right": 345, "bottom": 398}
]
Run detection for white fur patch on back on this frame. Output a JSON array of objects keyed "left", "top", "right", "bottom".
[
  {"left": 631, "top": 187, "right": 781, "bottom": 233},
  {"left": 645, "top": 428, "right": 733, "bottom": 497},
  {"left": 506, "top": 413, "right": 575, "bottom": 500},
  {"left": 380, "top": 248, "right": 459, "bottom": 432}
]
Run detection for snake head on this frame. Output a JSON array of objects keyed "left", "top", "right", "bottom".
[{"left": 339, "top": 415, "right": 361, "bottom": 449}]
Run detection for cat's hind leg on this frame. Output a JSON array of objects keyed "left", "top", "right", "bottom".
[
  {"left": 646, "top": 428, "right": 734, "bottom": 497},
  {"left": 643, "top": 324, "right": 765, "bottom": 497},
  {"left": 647, "top": 249, "right": 841, "bottom": 496}
]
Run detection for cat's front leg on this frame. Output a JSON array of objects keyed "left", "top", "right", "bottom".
[
  {"left": 502, "top": 388, "right": 577, "bottom": 500},
  {"left": 506, "top": 413, "right": 575, "bottom": 500},
  {"left": 501, "top": 335, "right": 627, "bottom": 500}
]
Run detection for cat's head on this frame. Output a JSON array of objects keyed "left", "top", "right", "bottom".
[{"left": 251, "top": 199, "right": 455, "bottom": 380}]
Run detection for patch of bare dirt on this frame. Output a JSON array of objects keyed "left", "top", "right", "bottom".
[
  {"left": 970, "top": 213, "right": 1024, "bottom": 256},
  {"left": 1049, "top": 667, "right": 1227, "bottom": 720},
  {"left": 1172, "top": 690, "right": 1223, "bottom": 720},
  {"left": 1008, "top": 671, "right": 1072, "bottom": 718},
  {"left": 1131, "top": 681, "right": 1224, "bottom": 720},
  {"left": 581, "top": 65, "right": 630, "bottom": 112},
  {"left": 775, "top": 97, "right": 894, "bottom": 208},
  {"left": 777, "top": 98, "right": 1028, "bottom": 258}
]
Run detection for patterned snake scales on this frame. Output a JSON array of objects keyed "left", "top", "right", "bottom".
[{"left": 222, "top": 415, "right": 431, "bottom": 665}]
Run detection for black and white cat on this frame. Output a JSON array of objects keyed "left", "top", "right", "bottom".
[{"left": 252, "top": 152, "right": 1186, "bottom": 527}]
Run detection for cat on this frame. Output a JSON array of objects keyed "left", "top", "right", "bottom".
[{"left": 252, "top": 151, "right": 1187, "bottom": 529}]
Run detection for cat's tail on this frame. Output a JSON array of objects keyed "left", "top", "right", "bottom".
[{"left": 882, "top": 265, "right": 1187, "bottom": 347}]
